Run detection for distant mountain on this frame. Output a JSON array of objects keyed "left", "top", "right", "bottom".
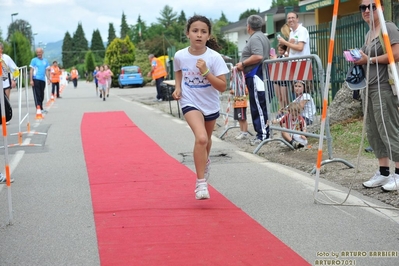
[
  {"left": 42, "top": 40, "right": 63, "bottom": 65},
  {"left": 41, "top": 40, "right": 107, "bottom": 67}
]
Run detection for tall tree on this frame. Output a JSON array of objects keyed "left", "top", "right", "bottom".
[
  {"left": 72, "top": 23, "right": 89, "bottom": 65},
  {"left": 120, "top": 12, "right": 130, "bottom": 39},
  {"left": 131, "top": 16, "right": 146, "bottom": 44},
  {"left": 212, "top": 18, "right": 237, "bottom": 58},
  {"left": 107, "top": 23, "right": 117, "bottom": 47},
  {"left": 84, "top": 51, "right": 96, "bottom": 80},
  {"left": 10, "top": 31, "right": 31, "bottom": 67},
  {"left": 177, "top": 11, "right": 187, "bottom": 25},
  {"left": 219, "top": 12, "right": 229, "bottom": 24},
  {"left": 7, "top": 19, "right": 32, "bottom": 44},
  {"left": 90, "top": 29, "right": 105, "bottom": 63},
  {"left": 239, "top": 9, "right": 260, "bottom": 21},
  {"left": 271, "top": 0, "right": 299, "bottom": 7},
  {"left": 157, "top": 5, "right": 178, "bottom": 28},
  {"left": 62, "top": 32, "right": 74, "bottom": 68},
  {"left": 176, "top": 11, "right": 187, "bottom": 43}
]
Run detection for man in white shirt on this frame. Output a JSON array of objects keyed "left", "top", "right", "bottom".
[
  {"left": 278, "top": 12, "right": 311, "bottom": 57},
  {"left": 0, "top": 42, "right": 18, "bottom": 99}
]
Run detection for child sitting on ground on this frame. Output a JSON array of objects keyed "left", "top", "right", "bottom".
[
  {"left": 273, "top": 102, "right": 307, "bottom": 149},
  {"left": 276, "top": 80, "right": 316, "bottom": 125},
  {"left": 292, "top": 80, "right": 316, "bottom": 125}
]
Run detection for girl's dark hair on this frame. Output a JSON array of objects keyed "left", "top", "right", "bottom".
[
  {"left": 278, "top": 44, "right": 288, "bottom": 51},
  {"left": 186, "top": 15, "right": 221, "bottom": 52}
]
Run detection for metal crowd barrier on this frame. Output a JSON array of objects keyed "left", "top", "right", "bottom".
[
  {"left": 257, "top": 55, "right": 353, "bottom": 173},
  {"left": 4, "top": 66, "right": 47, "bottom": 148},
  {"left": 218, "top": 63, "right": 238, "bottom": 135}
]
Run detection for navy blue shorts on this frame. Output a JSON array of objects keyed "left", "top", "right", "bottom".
[{"left": 182, "top": 106, "right": 220, "bottom": 121}]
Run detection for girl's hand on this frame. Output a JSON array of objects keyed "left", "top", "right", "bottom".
[
  {"left": 172, "top": 88, "right": 182, "bottom": 100},
  {"left": 196, "top": 59, "right": 207, "bottom": 74}
]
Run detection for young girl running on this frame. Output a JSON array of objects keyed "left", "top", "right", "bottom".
[
  {"left": 96, "top": 65, "right": 109, "bottom": 101},
  {"left": 104, "top": 64, "right": 113, "bottom": 98},
  {"left": 172, "top": 15, "right": 229, "bottom": 200}
]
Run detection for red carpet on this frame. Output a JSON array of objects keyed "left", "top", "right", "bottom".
[{"left": 81, "top": 111, "right": 310, "bottom": 266}]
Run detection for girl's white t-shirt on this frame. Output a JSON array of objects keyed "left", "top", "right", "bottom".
[
  {"left": 174, "top": 47, "right": 229, "bottom": 115},
  {"left": 294, "top": 93, "right": 316, "bottom": 122}
]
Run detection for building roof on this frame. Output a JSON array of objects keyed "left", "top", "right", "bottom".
[{"left": 221, "top": 6, "right": 301, "bottom": 33}]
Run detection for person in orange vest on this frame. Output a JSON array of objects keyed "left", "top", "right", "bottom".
[
  {"left": 71, "top": 66, "right": 79, "bottom": 88},
  {"left": 50, "top": 61, "right": 62, "bottom": 98},
  {"left": 147, "top": 54, "right": 167, "bottom": 102}
]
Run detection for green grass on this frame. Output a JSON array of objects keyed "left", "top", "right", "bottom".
[{"left": 329, "top": 118, "right": 373, "bottom": 157}]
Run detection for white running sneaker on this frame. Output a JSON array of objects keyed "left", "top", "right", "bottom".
[
  {"left": 235, "top": 132, "right": 248, "bottom": 140},
  {"left": 204, "top": 159, "right": 211, "bottom": 182},
  {"left": 362, "top": 171, "right": 390, "bottom": 188},
  {"left": 0, "top": 173, "right": 14, "bottom": 183},
  {"left": 250, "top": 138, "right": 262, "bottom": 146},
  {"left": 195, "top": 181, "right": 210, "bottom": 200},
  {"left": 381, "top": 174, "right": 399, "bottom": 192}
]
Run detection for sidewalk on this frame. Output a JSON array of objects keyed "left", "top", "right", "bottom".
[{"left": 0, "top": 82, "right": 398, "bottom": 265}]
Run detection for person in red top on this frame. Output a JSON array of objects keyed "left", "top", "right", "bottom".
[
  {"left": 147, "top": 54, "right": 167, "bottom": 102},
  {"left": 273, "top": 102, "right": 307, "bottom": 149},
  {"left": 70, "top": 66, "right": 79, "bottom": 88},
  {"left": 50, "top": 61, "right": 62, "bottom": 98}
]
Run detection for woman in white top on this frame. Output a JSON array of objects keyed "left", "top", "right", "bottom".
[{"left": 0, "top": 42, "right": 19, "bottom": 99}]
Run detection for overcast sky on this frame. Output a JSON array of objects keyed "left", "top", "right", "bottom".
[{"left": 0, "top": 0, "right": 272, "bottom": 45}]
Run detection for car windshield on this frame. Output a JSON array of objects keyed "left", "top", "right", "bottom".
[{"left": 124, "top": 67, "right": 138, "bottom": 74}]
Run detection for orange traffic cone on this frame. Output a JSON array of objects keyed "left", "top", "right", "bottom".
[{"left": 35, "top": 105, "right": 43, "bottom": 120}]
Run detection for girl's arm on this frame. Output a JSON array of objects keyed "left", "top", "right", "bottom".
[
  {"left": 206, "top": 73, "right": 227, "bottom": 93},
  {"left": 299, "top": 99, "right": 308, "bottom": 110},
  {"left": 173, "top": 70, "right": 182, "bottom": 100},
  {"left": 197, "top": 58, "right": 227, "bottom": 92}
]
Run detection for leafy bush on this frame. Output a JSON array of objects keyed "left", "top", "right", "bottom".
[{"left": 104, "top": 37, "right": 136, "bottom": 87}]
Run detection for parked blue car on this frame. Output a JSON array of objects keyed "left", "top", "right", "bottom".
[{"left": 118, "top": 66, "right": 145, "bottom": 88}]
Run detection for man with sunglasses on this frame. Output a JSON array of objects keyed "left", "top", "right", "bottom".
[
  {"left": 355, "top": 0, "right": 399, "bottom": 192},
  {"left": 278, "top": 11, "right": 310, "bottom": 57}
]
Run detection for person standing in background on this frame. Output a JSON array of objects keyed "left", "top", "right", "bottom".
[
  {"left": 93, "top": 66, "right": 99, "bottom": 96},
  {"left": 30, "top": 47, "right": 50, "bottom": 113},
  {"left": 147, "top": 54, "right": 167, "bottom": 102},
  {"left": 104, "top": 64, "right": 113, "bottom": 98},
  {"left": 71, "top": 66, "right": 78, "bottom": 88},
  {"left": 278, "top": 11, "right": 310, "bottom": 57},
  {"left": 50, "top": 61, "right": 62, "bottom": 98},
  {"left": 96, "top": 65, "right": 109, "bottom": 102},
  {"left": 235, "top": 14, "right": 271, "bottom": 146},
  {"left": 356, "top": 0, "right": 399, "bottom": 192},
  {"left": 0, "top": 42, "right": 19, "bottom": 100}
]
